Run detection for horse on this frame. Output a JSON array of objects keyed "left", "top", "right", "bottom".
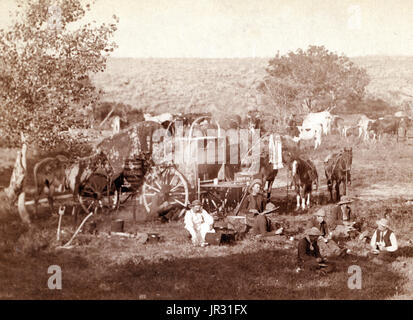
[
  {"left": 33, "top": 155, "right": 69, "bottom": 215},
  {"left": 32, "top": 151, "right": 113, "bottom": 215},
  {"left": 65, "top": 151, "right": 114, "bottom": 212},
  {"left": 291, "top": 157, "right": 318, "bottom": 210},
  {"left": 258, "top": 153, "right": 279, "bottom": 201},
  {"left": 324, "top": 147, "right": 353, "bottom": 202}
]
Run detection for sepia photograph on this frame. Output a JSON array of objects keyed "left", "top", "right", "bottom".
[{"left": 1, "top": 0, "right": 413, "bottom": 306}]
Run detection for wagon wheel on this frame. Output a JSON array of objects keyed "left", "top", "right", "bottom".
[
  {"left": 78, "top": 173, "right": 116, "bottom": 215},
  {"left": 142, "top": 166, "right": 189, "bottom": 215},
  {"left": 200, "top": 189, "right": 226, "bottom": 216}
]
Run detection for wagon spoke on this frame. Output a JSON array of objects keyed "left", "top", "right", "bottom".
[
  {"left": 145, "top": 184, "right": 160, "bottom": 193},
  {"left": 154, "top": 180, "right": 161, "bottom": 192},
  {"left": 170, "top": 181, "right": 183, "bottom": 192},
  {"left": 169, "top": 174, "right": 178, "bottom": 186},
  {"left": 162, "top": 167, "right": 172, "bottom": 184},
  {"left": 173, "top": 199, "right": 186, "bottom": 207}
]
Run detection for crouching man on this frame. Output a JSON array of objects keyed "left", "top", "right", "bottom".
[
  {"left": 184, "top": 200, "right": 215, "bottom": 247},
  {"left": 309, "top": 208, "right": 347, "bottom": 258},
  {"left": 297, "top": 227, "right": 335, "bottom": 273}
]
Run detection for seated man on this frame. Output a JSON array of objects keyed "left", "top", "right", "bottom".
[
  {"left": 184, "top": 200, "right": 215, "bottom": 247},
  {"left": 240, "top": 179, "right": 281, "bottom": 236},
  {"left": 331, "top": 196, "right": 354, "bottom": 229},
  {"left": 370, "top": 218, "right": 398, "bottom": 260},
  {"left": 240, "top": 179, "right": 266, "bottom": 216},
  {"left": 308, "top": 208, "right": 347, "bottom": 257},
  {"left": 320, "top": 197, "right": 357, "bottom": 239},
  {"left": 297, "top": 227, "right": 335, "bottom": 272}
]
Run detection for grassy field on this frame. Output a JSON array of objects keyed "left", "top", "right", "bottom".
[
  {"left": 1, "top": 131, "right": 413, "bottom": 300},
  {"left": 91, "top": 56, "right": 413, "bottom": 116}
]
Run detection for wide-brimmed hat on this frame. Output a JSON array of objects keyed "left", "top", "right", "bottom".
[
  {"left": 337, "top": 196, "right": 353, "bottom": 205},
  {"left": 376, "top": 218, "right": 389, "bottom": 228},
  {"left": 190, "top": 199, "right": 202, "bottom": 207},
  {"left": 305, "top": 227, "right": 322, "bottom": 236},
  {"left": 313, "top": 208, "right": 326, "bottom": 217},
  {"left": 249, "top": 178, "right": 262, "bottom": 192}
]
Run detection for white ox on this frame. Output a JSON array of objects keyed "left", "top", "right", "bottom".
[
  {"left": 301, "top": 111, "right": 334, "bottom": 136},
  {"left": 144, "top": 112, "right": 174, "bottom": 124},
  {"left": 357, "top": 114, "right": 375, "bottom": 141},
  {"left": 294, "top": 124, "right": 322, "bottom": 149}
]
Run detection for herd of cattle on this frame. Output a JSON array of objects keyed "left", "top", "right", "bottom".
[
  {"left": 285, "top": 110, "right": 413, "bottom": 149},
  {"left": 135, "top": 109, "right": 413, "bottom": 150}
]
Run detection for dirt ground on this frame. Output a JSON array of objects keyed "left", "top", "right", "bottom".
[{"left": 1, "top": 133, "right": 413, "bottom": 300}]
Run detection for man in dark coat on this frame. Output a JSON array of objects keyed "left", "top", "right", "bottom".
[
  {"left": 297, "top": 227, "right": 335, "bottom": 272},
  {"left": 240, "top": 179, "right": 281, "bottom": 236},
  {"left": 308, "top": 208, "right": 347, "bottom": 257}
]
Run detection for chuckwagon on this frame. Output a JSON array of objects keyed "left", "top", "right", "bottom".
[
  {"left": 91, "top": 116, "right": 282, "bottom": 219},
  {"left": 28, "top": 117, "right": 283, "bottom": 245}
]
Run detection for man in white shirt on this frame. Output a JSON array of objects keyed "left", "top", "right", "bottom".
[
  {"left": 370, "top": 218, "right": 398, "bottom": 260},
  {"left": 184, "top": 200, "right": 215, "bottom": 247}
]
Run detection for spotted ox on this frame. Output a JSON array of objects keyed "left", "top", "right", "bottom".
[{"left": 294, "top": 124, "right": 323, "bottom": 149}]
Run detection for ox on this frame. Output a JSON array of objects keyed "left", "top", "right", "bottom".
[
  {"left": 368, "top": 116, "right": 400, "bottom": 141},
  {"left": 294, "top": 124, "right": 322, "bottom": 149},
  {"left": 357, "top": 114, "right": 375, "bottom": 141},
  {"left": 301, "top": 111, "right": 334, "bottom": 136},
  {"left": 143, "top": 113, "right": 174, "bottom": 132}
]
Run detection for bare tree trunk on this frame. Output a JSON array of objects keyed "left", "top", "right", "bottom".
[{"left": 2, "top": 134, "right": 30, "bottom": 225}]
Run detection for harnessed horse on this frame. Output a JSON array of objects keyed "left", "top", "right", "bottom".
[
  {"left": 291, "top": 157, "right": 319, "bottom": 210},
  {"left": 324, "top": 148, "right": 352, "bottom": 202},
  {"left": 33, "top": 151, "right": 113, "bottom": 215}
]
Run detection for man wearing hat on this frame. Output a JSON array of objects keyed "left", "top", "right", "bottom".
[
  {"left": 239, "top": 179, "right": 282, "bottom": 236},
  {"left": 370, "top": 218, "right": 398, "bottom": 258},
  {"left": 184, "top": 200, "right": 215, "bottom": 246},
  {"left": 297, "top": 227, "right": 334, "bottom": 272},
  {"left": 240, "top": 179, "right": 266, "bottom": 215},
  {"left": 308, "top": 208, "right": 347, "bottom": 257},
  {"left": 334, "top": 196, "right": 353, "bottom": 226}
]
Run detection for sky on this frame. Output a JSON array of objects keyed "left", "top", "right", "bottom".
[{"left": 1, "top": 0, "right": 413, "bottom": 58}]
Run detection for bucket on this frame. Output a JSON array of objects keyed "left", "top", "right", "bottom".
[{"left": 111, "top": 219, "right": 124, "bottom": 233}]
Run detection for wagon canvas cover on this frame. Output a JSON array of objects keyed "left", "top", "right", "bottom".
[{"left": 96, "top": 121, "right": 164, "bottom": 177}]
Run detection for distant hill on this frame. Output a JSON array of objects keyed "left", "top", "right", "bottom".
[{"left": 91, "top": 56, "right": 413, "bottom": 117}]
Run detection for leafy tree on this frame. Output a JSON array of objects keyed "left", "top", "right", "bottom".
[
  {"left": 258, "top": 46, "right": 370, "bottom": 114},
  {"left": 0, "top": 0, "right": 118, "bottom": 149}
]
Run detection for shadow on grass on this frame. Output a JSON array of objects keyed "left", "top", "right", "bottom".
[
  {"left": 1, "top": 245, "right": 403, "bottom": 300},
  {"left": 106, "top": 251, "right": 405, "bottom": 300},
  {"left": 0, "top": 239, "right": 406, "bottom": 300}
]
